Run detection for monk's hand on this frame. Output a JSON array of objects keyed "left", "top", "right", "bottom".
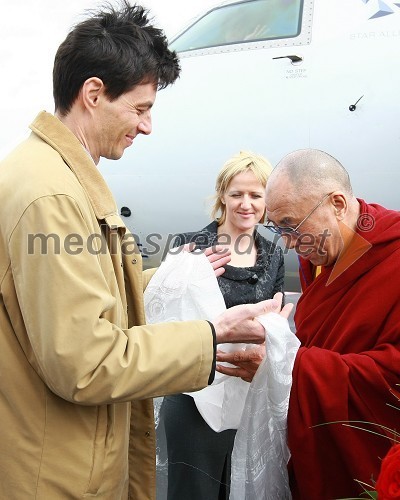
[
  {"left": 215, "top": 292, "right": 294, "bottom": 381},
  {"left": 213, "top": 295, "right": 283, "bottom": 345},
  {"left": 181, "top": 243, "right": 231, "bottom": 277},
  {"left": 216, "top": 345, "right": 266, "bottom": 383}
]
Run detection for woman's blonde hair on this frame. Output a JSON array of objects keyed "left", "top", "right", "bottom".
[{"left": 211, "top": 150, "right": 273, "bottom": 225}]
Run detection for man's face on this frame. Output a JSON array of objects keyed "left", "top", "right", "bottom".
[
  {"left": 265, "top": 180, "right": 343, "bottom": 267},
  {"left": 94, "top": 82, "right": 156, "bottom": 161}
]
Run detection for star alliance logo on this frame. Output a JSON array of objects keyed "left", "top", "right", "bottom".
[{"left": 361, "top": 0, "right": 400, "bottom": 19}]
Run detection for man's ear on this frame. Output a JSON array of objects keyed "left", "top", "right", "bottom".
[
  {"left": 81, "top": 77, "right": 105, "bottom": 110},
  {"left": 332, "top": 192, "right": 347, "bottom": 220}
]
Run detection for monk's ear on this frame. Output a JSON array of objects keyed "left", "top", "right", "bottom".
[
  {"left": 80, "top": 77, "right": 105, "bottom": 111},
  {"left": 331, "top": 192, "right": 347, "bottom": 220}
]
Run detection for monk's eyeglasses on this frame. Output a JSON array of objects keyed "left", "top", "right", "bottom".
[{"left": 264, "top": 192, "right": 334, "bottom": 237}]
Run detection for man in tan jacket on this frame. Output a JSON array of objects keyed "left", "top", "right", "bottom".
[{"left": 0, "top": 2, "right": 289, "bottom": 498}]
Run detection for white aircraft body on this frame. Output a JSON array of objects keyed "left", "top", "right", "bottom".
[{"left": 99, "top": 0, "right": 400, "bottom": 292}]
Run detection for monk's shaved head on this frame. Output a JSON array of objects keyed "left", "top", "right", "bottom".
[
  {"left": 269, "top": 149, "right": 352, "bottom": 199},
  {"left": 265, "top": 148, "right": 361, "bottom": 268}
]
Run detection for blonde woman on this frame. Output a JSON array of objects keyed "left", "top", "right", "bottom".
[{"left": 161, "top": 151, "right": 285, "bottom": 499}]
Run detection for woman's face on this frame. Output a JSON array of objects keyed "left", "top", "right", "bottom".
[{"left": 221, "top": 170, "right": 266, "bottom": 232}]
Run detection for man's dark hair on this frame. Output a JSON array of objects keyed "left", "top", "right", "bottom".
[{"left": 53, "top": 1, "right": 181, "bottom": 116}]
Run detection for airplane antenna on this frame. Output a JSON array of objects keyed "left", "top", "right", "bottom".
[
  {"left": 349, "top": 95, "right": 364, "bottom": 112},
  {"left": 272, "top": 55, "right": 303, "bottom": 63}
]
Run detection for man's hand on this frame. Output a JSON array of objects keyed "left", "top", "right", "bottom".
[
  {"left": 213, "top": 292, "right": 291, "bottom": 344},
  {"left": 217, "top": 345, "right": 266, "bottom": 383},
  {"left": 215, "top": 293, "right": 294, "bottom": 382}
]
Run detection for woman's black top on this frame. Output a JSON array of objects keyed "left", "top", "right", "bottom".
[{"left": 173, "top": 220, "right": 285, "bottom": 308}]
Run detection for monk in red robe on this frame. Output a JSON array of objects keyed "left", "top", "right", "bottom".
[{"left": 217, "top": 149, "right": 400, "bottom": 499}]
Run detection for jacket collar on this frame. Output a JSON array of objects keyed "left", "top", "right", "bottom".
[{"left": 30, "top": 111, "right": 119, "bottom": 223}]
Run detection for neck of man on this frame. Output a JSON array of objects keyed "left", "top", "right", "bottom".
[{"left": 55, "top": 109, "right": 99, "bottom": 165}]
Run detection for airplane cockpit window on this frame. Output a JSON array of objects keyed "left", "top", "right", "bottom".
[{"left": 170, "top": 0, "right": 303, "bottom": 53}]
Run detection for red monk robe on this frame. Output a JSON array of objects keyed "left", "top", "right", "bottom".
[{"left": 288, "top": 200, "right": 400, "bottom": 499}]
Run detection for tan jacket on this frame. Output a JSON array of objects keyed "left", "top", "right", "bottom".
[{"left": 0, "top": 112, "right": 214, "bottom": 499}]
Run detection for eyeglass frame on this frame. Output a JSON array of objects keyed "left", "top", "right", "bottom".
[{"left": 264, "top": 192, "right": 334, "bottom": 237}]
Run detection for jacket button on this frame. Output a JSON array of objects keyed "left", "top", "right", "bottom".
[
  {"left": 248, "top": 274, "right": 259, "bottom": 284},
  {"left": 145, "top": 431, "right": 150, "bottom": 437},
  {"left": 132, "top": 258, "right": 137, "bottom": 264}
]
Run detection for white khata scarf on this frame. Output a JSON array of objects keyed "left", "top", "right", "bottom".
[{"left": 144, "top": 251, "right": 300, "bottom": 499}]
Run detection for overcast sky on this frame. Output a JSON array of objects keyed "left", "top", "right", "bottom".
[{"left": 0, "top": 0, "right": 221, "bottom": 159}]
